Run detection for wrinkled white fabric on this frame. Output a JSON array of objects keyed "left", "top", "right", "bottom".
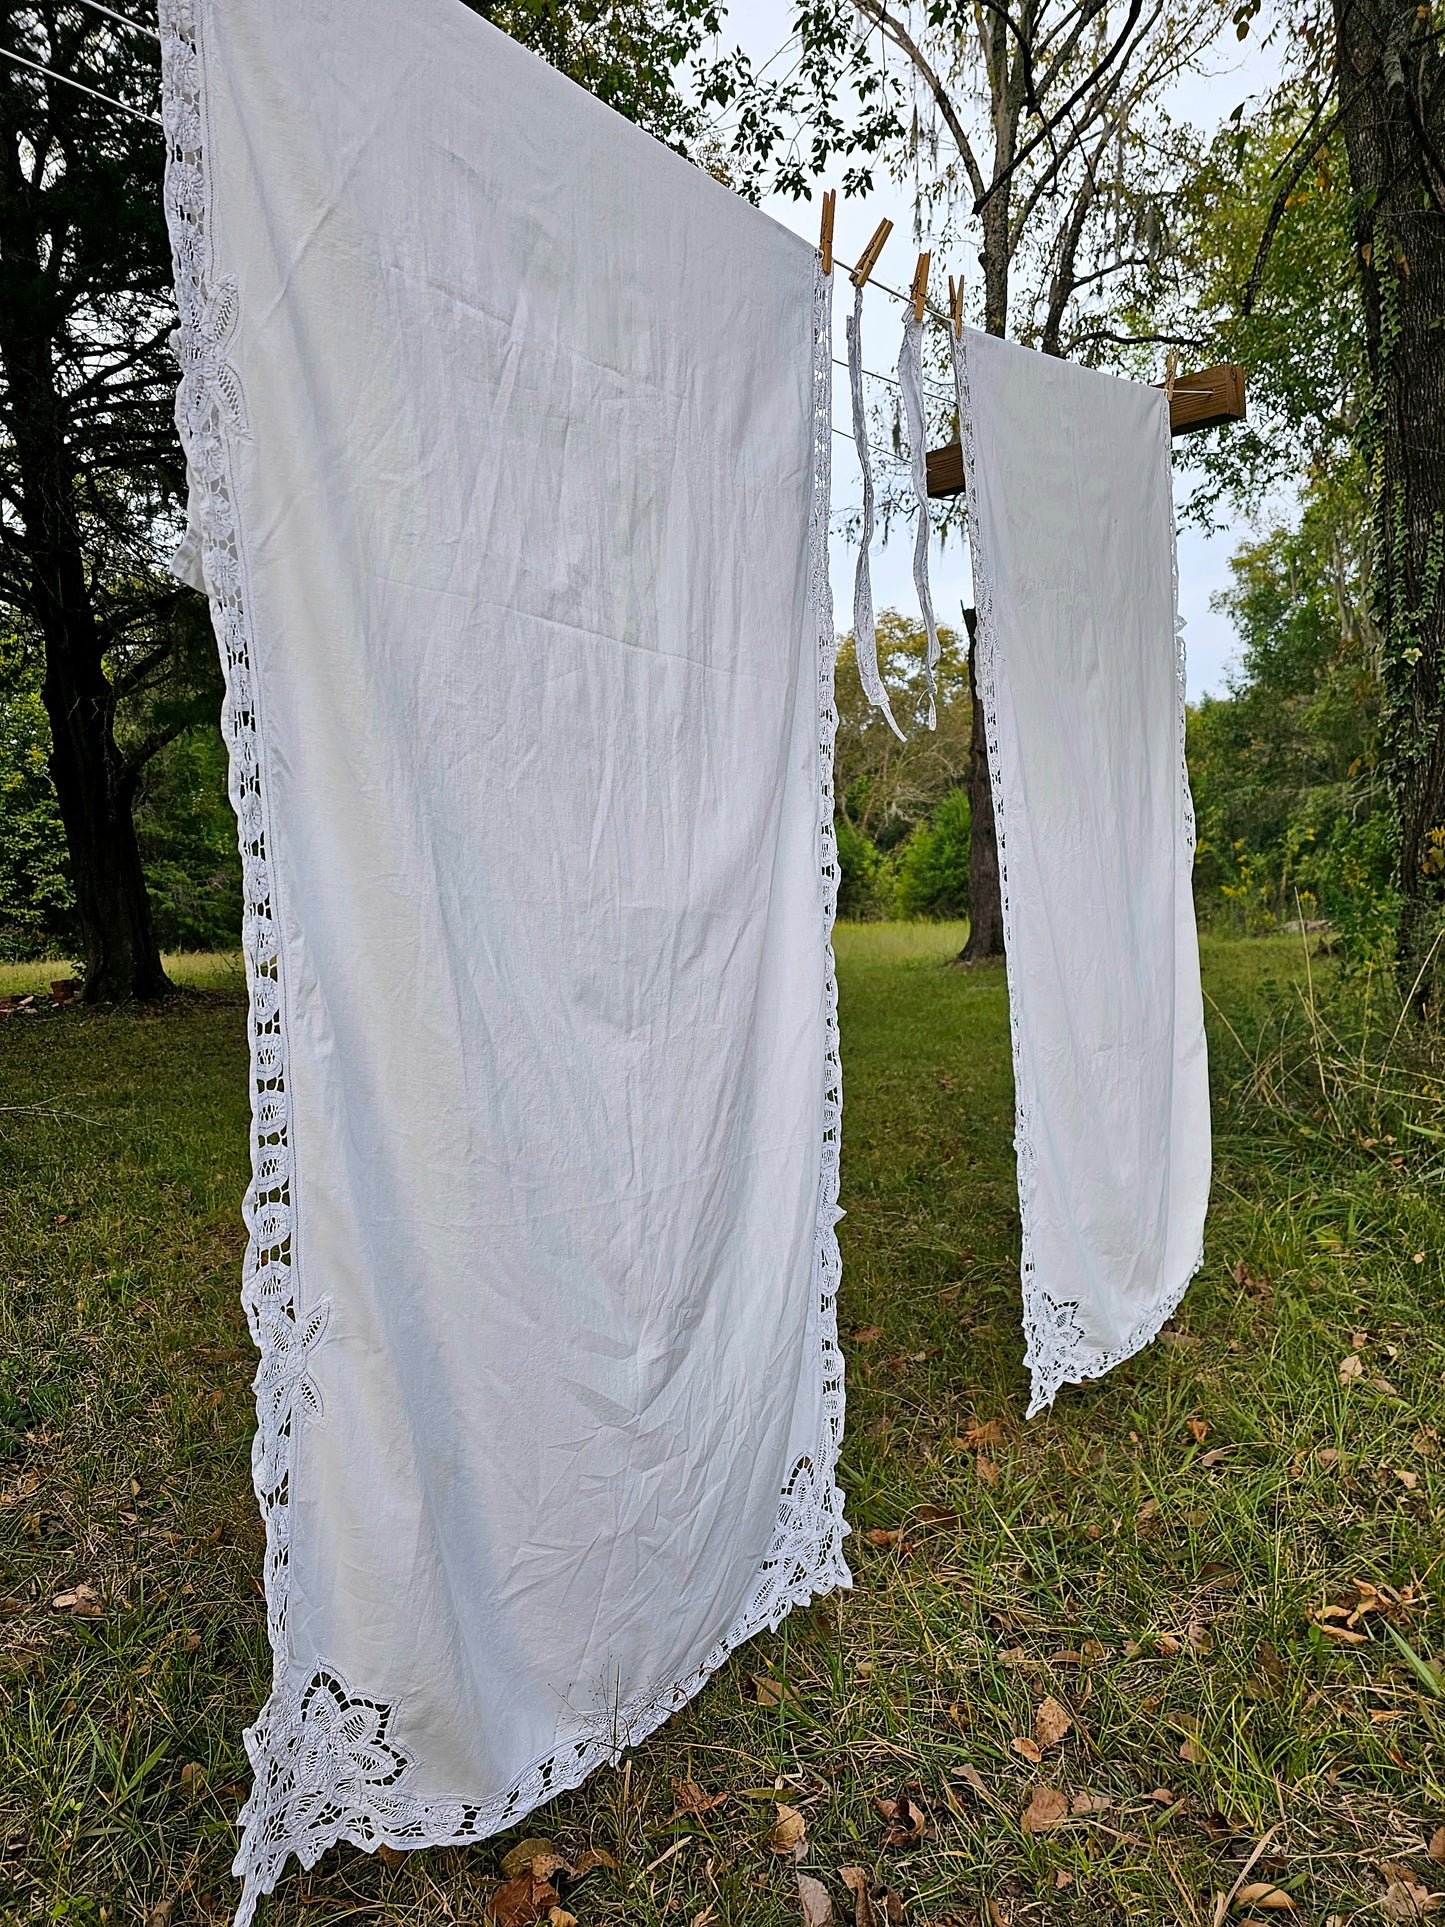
[
  {"left": 158, "top": 2, "right": 849, "bottom": 1918},
  {"left": 951, "top": 326, "right": 1210, "bottom": 1416}
]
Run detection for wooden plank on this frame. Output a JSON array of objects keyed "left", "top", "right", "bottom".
[
  {"left": 923, "top": 363, "right": 1246, "bottom": 498},
  {"left": 925, "top": 440, "right": 965, "bottom": 498},
  {"left": 1165, "top": 362, "right": 1246, "bottom": 436}
]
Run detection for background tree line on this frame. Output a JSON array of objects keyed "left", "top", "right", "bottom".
[{"left": 0, "top": 0, "right": 1441, "bottom": 991}]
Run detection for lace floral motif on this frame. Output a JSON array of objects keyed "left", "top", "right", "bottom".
[
  {"left": 950, "top": 330, "right": 1202, "bottom": 1417},
  {"left": 158, "top": 10, "right": 848, "bottom": 1915}
]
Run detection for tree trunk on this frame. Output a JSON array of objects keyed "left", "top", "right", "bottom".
[
  {"left": 0, "top": 322, "right": 171, "bottom": 1002},
  {"left": 1335, "top": 0, "right": 1445, "bottom": 1000},
  {"left": 42, "top": 622, "right": 171, "bottom": 1003}
]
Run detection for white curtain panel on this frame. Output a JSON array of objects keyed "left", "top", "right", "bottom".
[
  {"left": 158, "top": 2, "right": 849, "bottom": 1916},
  {"left": 951, "top": 327, "right": 1211, "bottom": 1418}
]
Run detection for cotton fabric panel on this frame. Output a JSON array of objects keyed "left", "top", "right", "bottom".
[
  {"left": 158, "top": 3, "right": 848, "bottom": 1918},
  {"left": 952, "top": 326, "right": 1211, "bottom": 1416}
]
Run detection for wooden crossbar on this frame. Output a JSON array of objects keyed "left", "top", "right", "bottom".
[{"left": 924, "top": 362, "right": 1246, "bottom": 499}]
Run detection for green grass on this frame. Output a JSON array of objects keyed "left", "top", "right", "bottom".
[
  {"left": 2, "top": 929, "right": 1443, "bottom": 1926},
  {"left": 0, "top": 952, "right": 246, "bottom": 999}
]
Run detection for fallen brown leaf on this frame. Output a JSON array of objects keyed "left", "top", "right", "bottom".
[
  {"left": 487, "top": 1871, "right": 561, "bottom": 1926},
  {"left": 1235, "top": 1884, "right": 1295, "bottom": 1911},
  {"left": 376, "top": 1844, "right": 406, "bottom": 1869},
  {"left": 672, "top": 1777, "right": 728, "bottom": 1815},
  {"left": 798, "top": 1873, "right": 834, "bottom": 1926},
  {"left": 1429, "top": 1828, "right": 1445, "bottom": 1864},
  {"left": 1188, "top": 1418, "right": 1210, "bottom": 1443},
  {"left": 915, "top": 1503, "right": 960, "bottom": 1527},
  {"left": 1380, "top": 1871, "right": 1442, "bottom": 1920},
  {"left": 1022, "top": 1786, "right": 1069, "bottom": 1834},
  {"left": 178, "top": 1761, "right": 206, "bottom": 1797},
  {"left": 976, "top": 1454, "right": 1000, "bottom": 1487},
  {"left": 568, "top": 1848, "right": 616, "bottom": 1878},
  {"left": 876, "top": 1789, "right": 926, "bottom": 1847},
  {"left": 1011, "top": 1736, "right": 1042, "bottom": 1764},
  {"left": 750, "top": 1673, "right": 791, "bottom": 1707},
  {"left": 958, "top": 1418, "right": 1005, "bottom": 1448},
  {"left": 770, "top": 1804, "right": 807, "bottom": 1854},
  {"left": 501, "top": 1840, "right": 557, "bottom": 1880},
  {"left": 1034, "top": 1696, "right": 1072, "bottom": 1748},
  {"left": 1070, "top": 1791, "right": 1111, "bottom": 1814},
  {"left": 864, "top": 1528, "right": 903, "bottom": 1548},
  {"left": 852, "top": 1326, "right": 885, "bottom": 1344},
  {"left": 840, "top": 1868, "right": 876, "bottom": 1927},
  {"left": 549, "top": 1911, "right": 578, "bottom": 1927},
  {"left": 1340, "top": 1353, "right": 1364, "bottom": 1384}
]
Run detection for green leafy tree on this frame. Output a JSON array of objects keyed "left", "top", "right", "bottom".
[
  {"left": 1188, "top": 471, "right": 1394, "bottom": 952},
  {"left": 0, "top": 626, "right": 71, "bottom": 959},
  {"left": 893, "top": 784, "right": 970, "bottom": 919}
]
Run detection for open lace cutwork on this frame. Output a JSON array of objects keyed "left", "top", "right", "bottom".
[
  {"left": 159, "top": 10, "right": 849, "bottom": 1917},
  {"left": 950, "top": 328, "right": 1203, "bottom": 1418}
]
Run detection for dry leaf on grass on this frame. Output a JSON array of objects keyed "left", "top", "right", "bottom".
[
  {"left": 864, "top": 1528, "right": 903, "bottom": 1549},
  {"left": 770, "top": 1804, "right": 808, "bottom": 1854},
  {"left": 1380, "top": 1868, "right": 1442, "bottom": 1919},
  {"left": 51, "top": 1583, "right": 101, "bottom": 1616},
  {"left": 797, "top": 1873, "right": 834, "bottom": 1926},
  {"left": 144, "top": 1905, "right": 174, "bottom": 1927},
  {"left": 1429, "top": 1828, "right": 1445, "bottom": 1864},
  {"left": 549, "top": 1912, "right": 578, "bottom": 1927},
  {"left": 672, "top": 1776, "right": 728, "bottom": 1814},
  {"left": 750, "top": 1673, "right": 795, "bottom": 1708},
  {"left": 487, "top": 1872, "right": 561, "bottom": 1926},
  {"left": 876, "top": 1789, "right": 926, "bottom": 1846},
  {"left": 852, "top": 1326, "right": 885, "bottom": 1344},
  {"left": 1022, "top": 1786, "right": 1069, "bottom": 1834},
  {"left": 1034, "top": 1696, "right": 1072, "bottom": 1748},
  {"left": 178, "top": 1761, "right": 206, "bottom": 1797},
  {"left": 501, "top": 1839, "right": 560, "bottom": 1880},
  {"left": 1340, "top": 1353, "right": 1365, "bottom": 1383},
  {"left": 915, "top": 1503, "right": 960, "bottom": 1527},
  {"left": 840, "top": 1868, "right": 876, "bottom": 1927},
  {"left": 376, "top": 1844, "right": 406, "bottom": 1869},
  {"left": 1070, "top": 1791, "right": 1111, "bottom": 1814},
  {"left": 976, "top": 1454, "right": 1000, "bottom": 1487},
  {"left": 1010, "top": 1736, "right": 1042, "bottom": 1764},
  {"left": 1235, "top": 1882, "right": 1296, "bottom": 1910},
  {"left": 1188, "top": 1418, "right": 1210, "bottom": 1443},
  {"left": 958, "top": 1418, "right": 1005, "bottom": 1449}
]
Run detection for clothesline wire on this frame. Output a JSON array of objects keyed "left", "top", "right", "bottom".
[
  {"left": 831, "top": 256, "right": 954, "bottom": 332},
  {"left": 70, "top": 0, "right": 160, "bottom": 41},
  {"left": 832, "top": 354, "right": 953, "bottom": 402},
  {"left": 0, "top": 46, "right": 963, "bottom": 343},
  {"left": 0, "top": 44, "right": 161, "bottom": 123}
]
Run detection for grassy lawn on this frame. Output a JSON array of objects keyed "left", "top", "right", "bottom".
[{"left": 2, "top": 925, "right": 1443, "bottom": 1926}]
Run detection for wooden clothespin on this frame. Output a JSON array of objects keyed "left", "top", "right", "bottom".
[
  {"left": 850, "top": 217, "right": 893, "bottom": 289},
  {"left": 910, "top": 251, "right": 931, "bottom": 322},
  {"left": 818, "top": 188, "right": 836, "bottom": 277},
  {"left": 948, "top": 273, "right": 964, "bottom": 338}
]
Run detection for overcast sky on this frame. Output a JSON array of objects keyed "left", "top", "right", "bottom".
[{"left": 699, "top": 2, "right": 1284, "bottom": 699}]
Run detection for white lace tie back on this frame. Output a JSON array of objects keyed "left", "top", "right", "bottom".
[
  {"left": 897, "top": 309, "right": 939, "bottom": 728},
  {"left": 847, "top": 284, "right": 903, "bottom": 739}
]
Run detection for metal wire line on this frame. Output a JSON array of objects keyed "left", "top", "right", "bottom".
[
  {"left": 0, "top": 45, "right": 161, "bottom": 124},
  {"left": 70, "top": 0, "right": 160, "bottom": 40}
]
